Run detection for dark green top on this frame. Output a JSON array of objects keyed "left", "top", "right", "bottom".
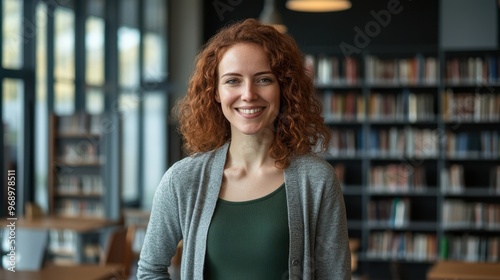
[{"left": 204, "top": 183, "right": 289, "bottom": 280}]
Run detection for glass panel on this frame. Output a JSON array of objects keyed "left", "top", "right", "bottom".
[
  {"left": 118, "top": 28, "right": 140, "bottom": 87},
  {"left": 143, "top": 34, "right": 167, "bottom": 81},
  {"left": 86, "top": 89, "right": 104, "bottom": 114},
  {"left": 142, "top": 92, "right": 166, "bottom": 209},
  {"left": 2, "top": 79, "right": 24, "bottom": 206},
  {"left": 54, "top": 7, "right": 75, "bottom": 81},
  {"left": 54, "top": 82, "right": 75, "bottom": 115},
  {"left": 2, "top": 0, "right": 23, "bottom": 69},
  {"left": 143, "top": 0, "right": 167, "bottom": 81},
  {"left": 54, "top": 5, "right": 75, "bottom": 115},
  {"left": 119, "top": 0, "right": 140, "bottom": 87},
  {"left": 86, "top": 16, "right": 104, "bottom": 86},
  {"left": 35, "top": 2, "right": 48, "bottom": 212},
  {"left": 86, "top": 0, "right": 105, "bottom": 115},
  {"left": 119, "top": 92, "right": 139, "bottom": 202}
]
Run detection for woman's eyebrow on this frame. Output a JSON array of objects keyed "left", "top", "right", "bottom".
[
  {"left": 220, "top": 71, "right": 274, "bottom": 78},
  {"left": 220, "top": 72, "right": 242, "bottom": 78}
]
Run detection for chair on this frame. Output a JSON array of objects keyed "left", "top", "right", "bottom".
[
  {"left": 125, "top": 224, "right": 146, "bottom": 276},
  {"left": 101, "top": 227, "right": 129, "bottom": 279},
  {"left": 25, "top": 202, "right": 45, "bottom": 221}
]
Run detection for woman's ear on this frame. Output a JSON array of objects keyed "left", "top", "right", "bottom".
[{"left": 215, "top": 91, "right": 221, "bottom": 103}]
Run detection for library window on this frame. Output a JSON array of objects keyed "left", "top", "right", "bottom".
[
  {"left": 85, "top": 3, "right": 105, "bottom": 115},
  {"left": 1, "top": 0, "right": 169, "bottom": 217},
  {"left": 54, "top": 7, "right": 75, "bottom": 115},
  {"left": 2, "top": 0, "right": 23, "bottom": 69},
  {"left": 119, "top": 92, "right": 140, "bottom": 203},
  {"left": 2, "top": 79, "right": 24, "bottom": 173}
]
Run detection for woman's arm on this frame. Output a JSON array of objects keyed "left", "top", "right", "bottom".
[{"left": 137, "top": 170, "right": 183, "bottom": 279}]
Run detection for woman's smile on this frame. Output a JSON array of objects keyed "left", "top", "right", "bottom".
[{"left": 237, "top": 107, "right": 265, "bottom": 117}]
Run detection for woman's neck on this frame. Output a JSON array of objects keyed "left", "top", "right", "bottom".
[{"left": 228, "top": 130, "right": 275, "bottom": 171}]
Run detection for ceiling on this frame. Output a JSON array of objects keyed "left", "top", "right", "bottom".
[{"left": 204, "top": 0, "right": 440, "bottom": 53}]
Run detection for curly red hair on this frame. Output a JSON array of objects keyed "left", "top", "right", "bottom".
[{"left": 174, "top": 18, "right": 330, "bottom": 169}]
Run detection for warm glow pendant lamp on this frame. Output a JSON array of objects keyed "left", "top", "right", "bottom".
[
  {"left": 286, "top": 0, "right": 352, "bottom": 12},
  {"left": 259, "top": 0, "right": 288, "bottom": 33}
]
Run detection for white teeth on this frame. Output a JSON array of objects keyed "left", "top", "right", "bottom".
[{"left": 239, "top": 108, "right": 263, "bottom": 114}]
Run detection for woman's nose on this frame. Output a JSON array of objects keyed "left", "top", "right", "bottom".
[{"left": 241, "top": 82, "right": 258, "bottom": 101}]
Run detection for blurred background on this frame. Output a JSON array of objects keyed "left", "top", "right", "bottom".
[{"left": 1, "top": 0, "right": 499, "bottom": 279}]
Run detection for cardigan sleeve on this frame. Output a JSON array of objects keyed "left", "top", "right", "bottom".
[
  {"left": 137, "top": 168, "right": 183, "bottom": 280},
  {"left": 314, "top": 169, "right": 351, "bottom": 280}
]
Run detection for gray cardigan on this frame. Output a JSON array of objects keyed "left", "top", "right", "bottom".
[{"left": 137, "top": 143, "right": 351, "bottom": 279}]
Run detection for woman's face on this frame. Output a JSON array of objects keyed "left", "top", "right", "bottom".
[{"left": 216, "top": 43, "right": 280, "bottom": 137}]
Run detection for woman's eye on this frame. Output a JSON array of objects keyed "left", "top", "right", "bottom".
[
  {"left": 258, "top": 77, "right": 272, "bottom": 83},
  {"left": 225, "top": 79, "right": 239, "bottom": 84}
]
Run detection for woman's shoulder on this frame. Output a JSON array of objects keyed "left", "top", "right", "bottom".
[
  {"left": 168, "top": 145, "right": 225, "bottom": 174},
  {"left": 153, "top": 145, "right": 227, "bottom": 199},
  {"left": 162, "top": 143, "right": 228, "bottom": 182},
  {"left": 290, "top": 153, "right": 334, "bottom": 176}
]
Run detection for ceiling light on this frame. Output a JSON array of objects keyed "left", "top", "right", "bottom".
[
  {"left": 259, "top": 0, "right": 287, "bottom": 33},
  {"left": 286, "top": 0, "right": 352, "bottom": 12}
]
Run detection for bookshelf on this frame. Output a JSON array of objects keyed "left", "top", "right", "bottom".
[
  {"left": 439, "top": 50, "right": 500, "bottom": 268},
  {"left": 308, "top": 49, "right": 500, "bottom": 279},
  {"left": 45, "top": 112, "right": 122, "bottom": 264}
]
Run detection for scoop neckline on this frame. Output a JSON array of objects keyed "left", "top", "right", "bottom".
[{"left": 218, "top": 182, "right": 285, "bottom": 205}]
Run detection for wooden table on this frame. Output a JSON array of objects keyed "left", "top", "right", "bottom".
[
  {"left": 427, "top": 261, "right": 500, "bottom": 280},
  {"left": 1, "top": 217, "right": 119, "bottom": 263},
  {"left": 0, "top": 264, "right": 124, "bottom": 280},
  {"left": 1, "top": 217, "right": 118, "bottom": 232}
]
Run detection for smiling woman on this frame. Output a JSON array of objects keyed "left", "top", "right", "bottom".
[
  {"left": 137, "top": 18, "right": 351, "bottom": 280},
  {"left": 215, "top": 43, "right": 281, "bottom": 137},
  {"left": 174, "top": 18, "right": 332, "bottom": 169}
]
